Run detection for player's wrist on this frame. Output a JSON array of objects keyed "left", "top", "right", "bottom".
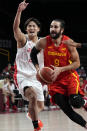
[
  {"left": 77, "top": 43, "right": 81, "bottom": 48},
  {"left": 35, "top": 64, "right": 39, "bottom": 72},
  {"left": 60, "top": 67, "right": 64, "bottom": 73},
  {"left": 17, "top": 7, "right": 22, "bottom": 13}
]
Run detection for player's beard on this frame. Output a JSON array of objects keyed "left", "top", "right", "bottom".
[{"left": 50, "top": 30, "right": 61, "bottom": 39}]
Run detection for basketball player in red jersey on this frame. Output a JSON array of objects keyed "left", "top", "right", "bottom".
[
  {"left": 13, "top": 0, "right": 44, "bottom": 131},
  {"left": 30, "top": 19, "right": 87, "bottom": 129}
]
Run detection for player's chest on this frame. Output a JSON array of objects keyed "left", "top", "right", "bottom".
[{"left": 44, "top": 45, "right": 68, "bottom": 58}]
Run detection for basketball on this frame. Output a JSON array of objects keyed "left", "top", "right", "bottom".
[{"left": 36, "top": 67, "right": 53, "bottom": 85}]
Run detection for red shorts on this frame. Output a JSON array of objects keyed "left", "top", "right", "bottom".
[{"left": 48, "top": 71, "right": 84, "bottom": 97}]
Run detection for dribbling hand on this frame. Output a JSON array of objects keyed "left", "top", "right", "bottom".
[{"left": 50, "top": 65, "right": 62, "bottom": 82}]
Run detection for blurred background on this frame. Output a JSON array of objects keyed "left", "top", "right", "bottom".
[{"left": 0, "top": 0, "right": 87, "bottom": 113}]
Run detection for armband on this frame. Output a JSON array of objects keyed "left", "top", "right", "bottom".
[{"left": 30, "top": 47, "right": 40, "bottom": 66}]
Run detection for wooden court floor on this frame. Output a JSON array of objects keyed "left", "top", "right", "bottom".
[{"left": 0, "top": 108, "right": 87, "bottom": 131}]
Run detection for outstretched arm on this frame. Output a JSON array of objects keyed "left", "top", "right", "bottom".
[
  {"left": 62, "top": 39, "right": 81, "bottom": 48},
  {"left": 62, "top": 39, "right": 87, "bottom": 48},
  {"left": 13, "top": 0, "right": 29, "bottom": 48}
]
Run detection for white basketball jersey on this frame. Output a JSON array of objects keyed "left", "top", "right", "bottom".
[{"left": 14, "top": 39, "right": 44, "bottom": 77}]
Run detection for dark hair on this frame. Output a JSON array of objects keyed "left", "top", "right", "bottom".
[
  {"left": 24, "top": 17, "right": 41, "bottom": 31},
  {"left": 52, "top": 19, "right": 65, "bottom": 29}
]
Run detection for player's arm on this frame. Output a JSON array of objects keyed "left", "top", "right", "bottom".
[
  {"left": 30, "top": 37, "right": 47, "bottom": 70},
  {"left": 63, "top": 38, "right": 87, "bottom": 48},
  {"left": 51, "top": 46, "right": 80, "bottom": 81},
  {"left": 61, "top": 46, "right": 80, "bottom": 72},
  {"left": 13, "top": 0, "right": 29, "bottom": 48},
  {"left": 62, "top": 38, "right": 81, "bottom": 48}
]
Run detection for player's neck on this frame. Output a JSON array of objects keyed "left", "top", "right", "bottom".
[
  {"left": 52, "top": 35, "right": 62, "bottom": 47},
  {"left": 28, "top": 36, "right": 38, "bottom": 43}
]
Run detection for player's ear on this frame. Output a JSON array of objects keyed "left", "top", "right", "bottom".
[
  {"left": 61, "top": 28, "right": 64, "bottom": 34},
  {"left": 38, "top": 27, "right": 40, "bottom": 32}
]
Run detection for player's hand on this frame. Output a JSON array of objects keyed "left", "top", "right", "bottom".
[
  {"left": 18, "top": 0, "right": 29, "bottom": 12},
  {"left": 35, "top": 64, "right": 40, "bottom": 72},
  {"left": 36, "top": 69, "right": 45, "bottom": 86},
  {"left": 50, "top": 65, "right": 62, "bottom": 82}
]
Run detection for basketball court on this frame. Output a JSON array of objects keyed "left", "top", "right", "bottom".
[{"left": 0, "top": 108, "right": 87, "bottom": 131}]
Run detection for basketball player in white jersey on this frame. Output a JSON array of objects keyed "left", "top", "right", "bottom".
[{"left": 13, "top": 1, "right": 44, "bottom": 130}]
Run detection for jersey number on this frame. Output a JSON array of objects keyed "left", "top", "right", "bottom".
[{"left": 54, "top": 59, "right": 59, "bottom": 66}]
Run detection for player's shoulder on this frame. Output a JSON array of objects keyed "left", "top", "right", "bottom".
[
  {"left": 39, "top": 36, "right": 47, "bottom": 43},
  {"left": 37, "top": 37, "right": 47, "bottom": 49},
  {"left": 62, "top": 35, "right": 70, "bottom": 40}
]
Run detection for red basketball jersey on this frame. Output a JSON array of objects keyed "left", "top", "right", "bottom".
[
  {"left": 44, "top": 35, "right": 72, "bottom": 78},
  {"left": 44, "top": 35, "right": 84, "bottom": 96}
]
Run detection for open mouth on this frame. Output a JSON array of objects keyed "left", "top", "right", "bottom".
[
  {"left": 51, "top": 33, "right": 56, "bottom": 36},
  {"left": 29, "top": 31, "right": 35, "bottom": 34},
  {"left": 29, "top": 32, "right": 35, "bottom": 35},
  {"left": 51, "top": 31, "right": 56, "bottom": 35}
]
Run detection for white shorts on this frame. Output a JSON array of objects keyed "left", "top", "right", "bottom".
[{"left": 15, "top": 74, "right": 44, "bottom": 101}]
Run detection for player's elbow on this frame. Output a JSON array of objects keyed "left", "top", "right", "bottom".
[
  {"left": 13, "top": 22, "right": 16, "bottom": 32},
  {"left": 13, "top": 22, "right": 18, "bottom": 33},
  {"left": 76, "top": 61, "right": 80, "bottom": 68}
]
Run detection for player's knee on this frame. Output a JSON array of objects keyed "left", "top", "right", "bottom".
[
  {"left": 37, "top": 101, "right": 44, "bottom": 111},
  {"left": 41, "top": 103, "right": 44, "bottom": 110},
  {"left": 69, "top": 94, "right": 85, "bottom": 108},
  {"left": 24, "top": 86, "right": 37, "bottom": 102}
]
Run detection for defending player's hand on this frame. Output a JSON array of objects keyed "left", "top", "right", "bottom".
[
  {"left": 36, "top": 70, "right": 46, "bottom": 86},
  {"left": 18, "top": 0, "right": 29, "bottom": 12},
  {"left": 50, "top": 65, "right": 62, "bottom": 82}
]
